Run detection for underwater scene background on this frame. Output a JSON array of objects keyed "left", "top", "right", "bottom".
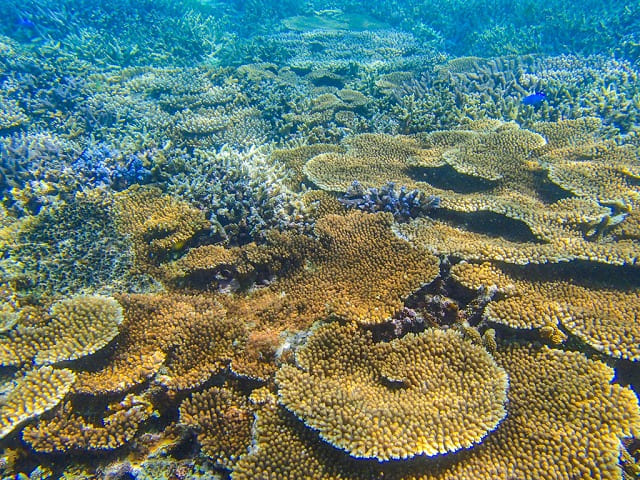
[{"left": 0, "top": 0, "right": 640, "bottom": 478}]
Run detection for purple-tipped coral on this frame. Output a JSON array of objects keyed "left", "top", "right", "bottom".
[{"left": 339, "top": 180, "right": 440, "bottom": 221}]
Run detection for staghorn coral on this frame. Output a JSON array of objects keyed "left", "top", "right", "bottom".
[
  {"left": 276, "top": 323, "right": 508, "bottom": 461},
  {"left": 167, "top": 145, "right": 310, "bottom": 245},
  {"left": 339, "top": 180, "right": 440, "bottom": 221},
  {"left": 451, "top": 262, "right": 640, "bottom": 361},
  {"left": 179, "top": 385, "right": 253, "bottom": 468},
  {"left": 73, "top": 293, "right": 246, "bottom": 394},
  {"left": 0, "top": 295, "right": 123, "bottom": 367},
  {"left": 0, "top": 366, "right": 75, "bottom": 439},
  {"left": 21, "top": 393, "right": 154, "bottom": 452},
  {"left": 233, "top": 344, "right": 640, "bottom": 480}
]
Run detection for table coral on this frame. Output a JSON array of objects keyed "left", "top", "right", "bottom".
[
  {"left": 276, "top": 211, "right": 440, "bottom": 325},
  {"left": 0, "top": 295, "right": 123, "bottom": 367},
  {"left": 233, "top": 344, "right": 640, "bottom": 480},
  {"left": 73, "top": 293, "right": 246, "bottom": 394},
  {"left": 113, "top": 185, "right": 210, "bottom": 261},
  {"left": 180, "top": 385, "right": 253, "bottom": 468},
  {"left": 276, "top": 323, "right": 508, "bottom": 461},
  {"left": 301, "top": 123, "right": 618, "bottom": 245},
  {"left": 0, "top": 366, "right": 75, "bottom": 439},
  {"left": 451, "top": 262, "right": 640, "bottom": 361}
]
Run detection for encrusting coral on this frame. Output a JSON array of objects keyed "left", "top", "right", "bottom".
[
  {"left": 450, "top": 262, "right": 640, "bottom": 361},
  {"left": 233, "top": 344, "right": 640, "bottom": 480},
  {"left": 0, "top": 366, "right": 76, "bottom": 439},
  {"left": 276, "top": 323, "right": 508, "bottom": 461}
]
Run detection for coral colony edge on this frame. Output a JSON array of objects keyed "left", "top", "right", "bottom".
[{"left": 0, "top": 0, "right": 639, "bottom": 479}]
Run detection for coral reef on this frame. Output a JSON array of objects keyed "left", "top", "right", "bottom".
[
  {"left": 0, "top": 366, "right": 75, "bottom": 439},
  {"left": 276, "top": 323, "right": 508, "bottom": 460},
  {"left": 113, "top": 185, "right": 210, "bottom": 262},
  {"left": 234, "top": 345, "right": 640, "bottom": 480},
  {"left": 73, "top": 293, "right": 246, "bottom": 394},
  {"left": 0, "top": 1, "right": 638, "bottom": 476},
  {"left": 0, "top": 189, "right": 141, "bottom": 299}
]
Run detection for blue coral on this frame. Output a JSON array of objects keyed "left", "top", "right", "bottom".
[
  {"left": 339, "top": 181, "right": 440, "bottom": 221},
  {"left": 167, "top": 146, "right": 311, "bottom": 245},
  {"left": 70, "top": 143, "right": 152, "bottom": 191}
]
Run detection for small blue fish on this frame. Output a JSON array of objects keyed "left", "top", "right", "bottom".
[
  {"left": 522, "top": 92, "right": 546, "bottom": 106},
  {"left": 16, "top": 17, "right": 36, "bottom": 29}
]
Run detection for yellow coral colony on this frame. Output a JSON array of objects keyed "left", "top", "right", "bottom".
[
  {"left": 234, "top": 345, "right": 640, "bottom": 480},
  {"left": 0, "top": 366, "right": 76, "bottom": 439},
  {"left": 276, "top": 323, "right": 508, "bottom": 461}
]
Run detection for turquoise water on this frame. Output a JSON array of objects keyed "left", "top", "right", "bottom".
[{"left": 0, "top": 1, "right": 639, "bottom": 479}]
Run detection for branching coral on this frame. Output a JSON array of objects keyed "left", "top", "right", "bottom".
[{"left": 167, "top": 145, "right": 310, "bottom": 245}]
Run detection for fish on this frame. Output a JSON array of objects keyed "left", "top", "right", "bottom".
[
  {"left": 522, "top": 92, "right": 546, "bottom": 106},
  {"left": 16, "top": 17, "right": 36, "bottom": 29}
]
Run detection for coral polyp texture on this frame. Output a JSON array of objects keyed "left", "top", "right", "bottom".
[
  {"left": 0, "top": 295, "right": 123, "bottom": 366},
  {"left": 0, "top": 0, "right": 639, "bottom": 476},
  {"left": 451, "top": 262, "right": 640, "bottom": 361},
  {"left": 276, "top": 323, "right": 508, "bottom": 461},
  {"left": 234, "top": 345, "right": 640, "bottom": 480},
  {"left": 0, "top": 366, "right": 76, "bottom": 439},
  {"left": 179, "top": 385, "right": 253, "bottom": 468}
]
